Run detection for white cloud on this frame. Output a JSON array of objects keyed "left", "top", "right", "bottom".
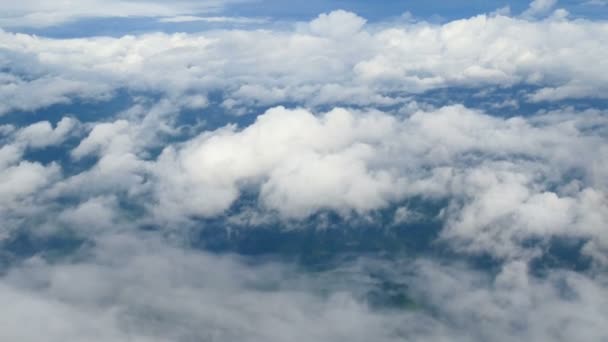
[
  {"left": 140, "top": 104, "right": 608, "bottom": 266},
  {"left": 0, "top": 120, "right": 72, "bottom": 211},
  {"left": 153, "top": 106, "right": 404, "bottom": 219},
  {"left": 71, "top": 120, "right": 132, "bottom": 160},
  {"left": 57, "top": 196, "right": 119, "bottom": 233},
  {"left": 0, "top": 74, "right": 113, "bottom": 116},
  {"left": 0, "top": 236, "right": 606, "bottom": 342},
  {"left": 0, "top": 160, "right": 60, "bottom": 208},
  {"left": 16, "top": 117, "right": 79, "bottom": 149},
  {"left": 0, "top": 0, "right": 249, "bottom": 28},
  {"left": 1, "top": 11, "right": 607, "bottom": 116},
  {"left": 408, "top": 260, "right": 608, "bottom": 341},
  {"left": 0, "top": 144, "right": 22, "bottom": 170},
  {"left": 308, "top": 10, "right": 367, "bottom": 38},
  {"left": 522, "top": 0, "right": 558, "bottom": 18},
  {"left": 0, "top": 237, "right": 415, "bottom": 342},
  {"left": 3, "top": 101, "right": 603, "bottom": 266}
]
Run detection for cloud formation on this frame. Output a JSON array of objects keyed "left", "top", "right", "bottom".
[
  {"left": 1, "top": 10, "right": 608, "bottom": 116},
  {"left": 145, "top": 105, "right": 608, "bottom": 263},
  {"left": 1, "top": 4, "right": 608, "bottom": 341},
  {"left": 1, "top": 237, "right": 606, "bottom": 342}
]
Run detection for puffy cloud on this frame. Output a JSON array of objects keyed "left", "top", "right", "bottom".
[
  {"left": 308, "top": 10, "right": 367, "bottom": 38},
  {"left": 0, "top": 160, "right": 60, "bottom": 207},
  {"left": 71, "top": 120, "right": 132, "bottom": 160},
  {"left": 440, "top": 166, "right": 608, "bottom": 260},
  {"left": 143, "top": 104, "right": 608, "bottom": 266},
  {"left": 0, "top": 144, "right": 22, "bottom": 170},
  {"left": 2, "top": 101, "right": 604, "bottom": 265},
  {"left": 153, "top": 106, "right": 403, "bottom": 219},
  {"left": 0, "top": 119, "right": 74, "bottom": 211},
  {"left": 49, "top": 119, "right": 149, "bottom": 199},
  {"left": 57, "top": 196, "right": 120, "bottom": 233},
  {"left": 0, "top": 74, "right": 113, "bottom": 116},
  {"left": 15, "top": 117, "right": 78, "bottom": 149},
  {"left": 1, "top": 11, "right": 607, "bottom": 116},
  {"left": 408, "top": 260, "right": 608, "bottom": 341}
]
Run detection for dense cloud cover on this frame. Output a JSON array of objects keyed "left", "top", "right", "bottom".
[{"left": 1, "top": 2, "right": 607, "bottom": 341}]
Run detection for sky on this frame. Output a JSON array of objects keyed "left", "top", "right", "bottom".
[{"left": 1, "top": 0, "right": 608, "bottom": 341}]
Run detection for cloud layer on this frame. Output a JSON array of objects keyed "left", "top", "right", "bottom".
[
  {"left": 1, "top": 5, "right": 607, "bottom": 342},
  {"left": 1, "top": 10, "right": 608, "bottom": 117},
  {"left": 0, "top": 0, "right": 247, "bottom": 28},
  {"left": 1, "top": 237, "right": 606, "bottom": 342}
]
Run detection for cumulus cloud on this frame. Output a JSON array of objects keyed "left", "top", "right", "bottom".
[
  {"left": 308, "top": 10, "right": 367, "bottom": 37},
  {"left": 139, "top": 104, "right": 608, "bottom": 265},
  {"left": 1, "top": 11, "right": 607, "bottom": 116},
  {"left": 57, "top": 196, "right": 120, "bottom": 233},
  {"left": 0, "top": 118, "right": 78, "bottom": 210},
  {"left": 0, "top": 160, "right": 60, "bottom": 208},
  {"left": 15, "top": 117, "right": 78, "bottom": 149},
  {"left": 408, "top": 259, "right": 608, "bottom": 341},
  {"left": 153, "top": 106, "right": 403, "bottom": 219},
  {"left": 3, "top": 102, "right": 606, "bottom": 265}
]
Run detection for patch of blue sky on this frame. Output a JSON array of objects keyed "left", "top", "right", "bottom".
[
  {"left": 223, "top": 0, "right": 533, "bottom": 21},
  {"left": 10, "top": 16, "right": 272, "bottom": 38}
]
